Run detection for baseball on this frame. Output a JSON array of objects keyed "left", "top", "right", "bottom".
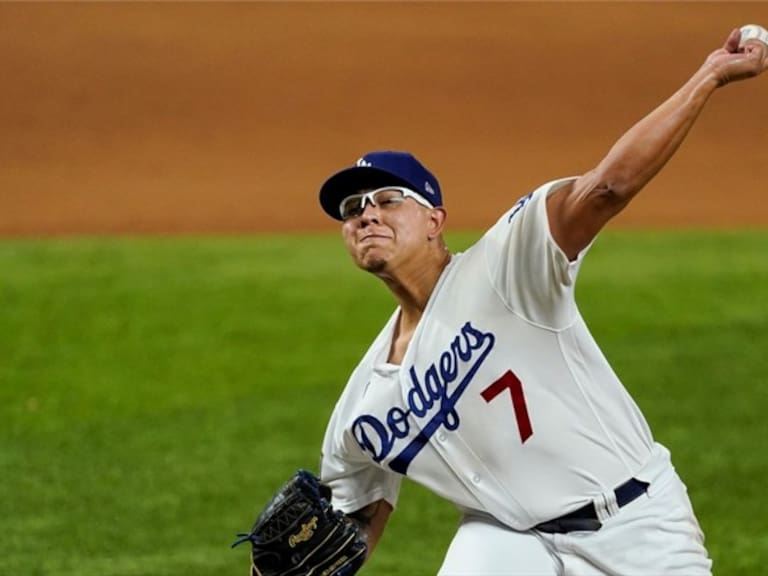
[{"left": 739, "top": 24, "right": 768, "bottom": 47}]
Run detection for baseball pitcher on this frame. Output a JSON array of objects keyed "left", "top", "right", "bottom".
[{"left": 233, "top": 25, "right": 768, "bottom": 576}]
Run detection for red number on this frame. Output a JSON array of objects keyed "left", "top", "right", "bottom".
[{"left": 481, "top": 370, "right": 532, "bottom": 443}]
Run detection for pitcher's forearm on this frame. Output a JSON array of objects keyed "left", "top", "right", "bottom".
[{"left": 590, "top": 67, "right": 720, "bottom": 204}]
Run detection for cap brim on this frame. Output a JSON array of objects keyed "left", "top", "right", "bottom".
[{"left": 319, "top": 166, "right": 415, "bottom": 220}]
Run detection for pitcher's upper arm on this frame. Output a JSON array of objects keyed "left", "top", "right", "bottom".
[{"left": 546, "top": 171, "right": 628, "bottom": 261}]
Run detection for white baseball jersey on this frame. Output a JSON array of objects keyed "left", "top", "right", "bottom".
[{"left": 320, "top": 177, "right": 655, "bottom": 530}]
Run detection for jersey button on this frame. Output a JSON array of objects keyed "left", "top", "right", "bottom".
[
  {"left": 472, "top": 474, "right": 481, "bottom": 484},
  {"left": 437, "top": 433, "right": 446, "bottom": 442}
]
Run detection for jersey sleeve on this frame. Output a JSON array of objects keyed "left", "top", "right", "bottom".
[
  {"left": 320, "top": 383, "right": 403, "bottom": 514},
  {"left": 482, "top": 177, "right": 590, "bottom": 329}
]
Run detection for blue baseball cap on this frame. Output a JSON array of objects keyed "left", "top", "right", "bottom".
[{"left": 319, "top": 151, "right": 443, "bottom": 220}]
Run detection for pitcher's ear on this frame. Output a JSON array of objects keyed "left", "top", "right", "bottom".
[{"left": 427, "top": 207, "right": 447, "bottom": 240}]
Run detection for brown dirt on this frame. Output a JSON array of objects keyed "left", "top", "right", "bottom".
[{"left": 2, "top": 2, "right": 767, "bottom": 236}]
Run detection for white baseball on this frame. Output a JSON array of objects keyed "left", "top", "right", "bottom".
[{"left": 739, "top": 24, "right": 768, "bottom": 47}]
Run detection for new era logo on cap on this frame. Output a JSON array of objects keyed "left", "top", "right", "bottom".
[{"left": 319, "top": 151, "right": 443, "bottom": 220}]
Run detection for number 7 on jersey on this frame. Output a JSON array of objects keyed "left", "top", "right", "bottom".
[{"left": 481, "top": 370, "right": 533, "bottom": 443}]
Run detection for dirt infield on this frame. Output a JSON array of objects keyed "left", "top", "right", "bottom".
[{"left": 2, "top": 3, "right": 768, "bottom": 236}]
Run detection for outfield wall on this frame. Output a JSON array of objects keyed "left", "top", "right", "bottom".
[{"left": 2, "top": 2, "right": 768, "bottom": 236}]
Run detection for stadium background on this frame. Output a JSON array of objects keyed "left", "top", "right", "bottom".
[
  {"left": 2, "top": 3, "right": 767, "bottom": 576},
  {"left": 2, "top": 2, "right": 768, "bottom": 236}
]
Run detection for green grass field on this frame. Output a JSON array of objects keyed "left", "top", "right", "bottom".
[{"left": 1, "top": 230, "right": 767, "bottom": 575}]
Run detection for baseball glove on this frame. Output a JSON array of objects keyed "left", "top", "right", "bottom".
[{"left": 231, "top": 469, "right": 367, "bottom": 576}]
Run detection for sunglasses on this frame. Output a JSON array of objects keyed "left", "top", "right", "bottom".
[{"left": 339, "top": 186, "right": 434, "bottom": 221}]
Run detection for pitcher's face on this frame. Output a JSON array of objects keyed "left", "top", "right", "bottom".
[{"left": 340, "top": 188, "right": 437, "bottom": 274}]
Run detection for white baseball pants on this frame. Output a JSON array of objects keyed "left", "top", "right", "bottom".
[{"left": 437, "top": 444, "right": 712, "bottom": 576}]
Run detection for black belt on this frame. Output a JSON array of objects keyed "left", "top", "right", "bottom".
[{"left": 534, "top": 478, "right": 649, "bottom": 534}]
